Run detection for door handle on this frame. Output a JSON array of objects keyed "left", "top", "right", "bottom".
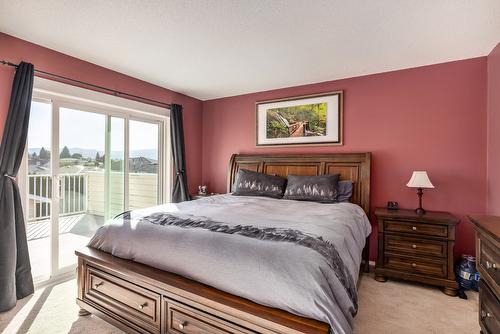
[
  {"left": 54, "top": 176, "right": 64, "bottom": 200},
  {"left": 53, "top": 176, "right": 60, "bottom": 200}
]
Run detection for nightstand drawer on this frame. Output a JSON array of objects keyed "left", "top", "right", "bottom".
[
  {"left": 385, "top": 254, "right": 447, "bottom": 278},
  {"left": 385, "top": 220, "right": 448, "bottom": 237},
  {"left": 385, "top": 235, "right": 447, "bottom": 258}
]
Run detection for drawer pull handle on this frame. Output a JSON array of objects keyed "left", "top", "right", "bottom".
[
  {"left": 412, "top": 226, "right": 417, "bottom": 231},
  {"left": 485, "top": 261, "right": 497, "bottom": 270},
  {"left": 411, "top": 263, "right": 417, "bottom": 268},
  {"left": 178, "top": 321, "right": 188, "bottom": 330},
  {"left": 412, "top": 244, "right": 417, "bottom": 249},
  {"left": 481, "top": 310, "right": 492, "bottom": 319},
  {"left": 94, "top": 282, "right": 103, "bottom": 289},
  {"left": 138, "top": 302, "right": 147, "bottom": 310}
]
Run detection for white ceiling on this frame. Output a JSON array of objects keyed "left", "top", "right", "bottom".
[{"left": 1, "top": 0, "right": 499, "bottom": 100}]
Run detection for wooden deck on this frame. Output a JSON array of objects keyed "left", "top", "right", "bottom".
[
  {"left": 27, "top": 213, "right": 106, "bottom": 280},
  {"left": 28, "top": 214, "right": 82, "bottom": 241}
]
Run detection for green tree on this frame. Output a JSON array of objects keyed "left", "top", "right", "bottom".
[
  {"left": 60, "top": 146, "right": 71, "bottom": 159},
  {"left": 39, "top": 147, "right": 50, "bottom": 160},
  {"left": 71, "top": 153, "right": 83, "bottom": 159}
]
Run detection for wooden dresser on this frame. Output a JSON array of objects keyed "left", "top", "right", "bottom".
[
  {"left": 469, "top": 215, "right": 500, "bottom": 334},
  {"left": 374, "top": 208, "right": 459, "bottom": 296}
]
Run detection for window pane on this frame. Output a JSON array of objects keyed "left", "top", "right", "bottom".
[
  {"left": 109, "top": 117, "right": 125, "bottom": 218},
  {"left": 129, "top": 120, "right": 159, "bottom": 209}
]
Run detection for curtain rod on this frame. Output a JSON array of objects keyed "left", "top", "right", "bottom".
[{"left": 1, "top": 60, "right": 171, "bottom": 109}]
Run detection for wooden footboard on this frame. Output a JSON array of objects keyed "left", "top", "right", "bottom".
[{"left": 76, "top": 247, "right": 329, "bottom": 334}]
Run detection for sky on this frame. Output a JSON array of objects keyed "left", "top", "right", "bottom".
[{"left": 28, "top": 101, "right": 159, "bottom": 156}]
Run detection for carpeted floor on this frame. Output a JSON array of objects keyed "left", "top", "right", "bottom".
[
  {"left": 355, "top": 274, "right": 479, "bottom": 334},
  {"left": 0, "top": 273, "right": 479, "bottom": 334}
]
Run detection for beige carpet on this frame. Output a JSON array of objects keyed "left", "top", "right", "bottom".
[
  {"left": 355, "top": 274, "right": 479, "bottom": 334},
  {"left": 0, "top": 274, "right": 479, "bottom": 334}
]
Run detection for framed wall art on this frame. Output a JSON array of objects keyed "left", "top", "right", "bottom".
[{"left": 256, "top": 91, "right": 343, "bottom": 146}]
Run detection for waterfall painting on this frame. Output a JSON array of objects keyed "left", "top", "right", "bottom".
[{"left": 256, "top": 91, "right": 343, "bottom": 146}]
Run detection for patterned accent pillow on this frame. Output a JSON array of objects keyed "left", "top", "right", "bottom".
[
  {"left": 232, "top": 169, "right": 287, "bottom": 198},
  {"left": 283, "top": 174, "right": 340, "bottom": 203},
  {"left": 337, "top": 180, "right": 354, "bottom": 202}
]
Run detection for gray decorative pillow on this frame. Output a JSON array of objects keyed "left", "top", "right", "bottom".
[
  {"left": 336, "top": 180, "right": 354, "bottom": 202},
  {"left": 283, "top": 174, "right": 340, "bottom": 203},
  {"left": 233, "top": 169, "right": 286, "bottom": 198}
]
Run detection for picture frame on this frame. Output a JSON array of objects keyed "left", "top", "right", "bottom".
[{"left": 256, "top": 91, "right": 343, "bottom": 146}]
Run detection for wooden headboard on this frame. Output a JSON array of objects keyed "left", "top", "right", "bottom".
[{"left": 227, "top": 153, "right": 371, "bottom": 214}]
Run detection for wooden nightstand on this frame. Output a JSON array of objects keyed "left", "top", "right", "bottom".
[{"left": 374, "top": 208, "right": 460, "bottom": 296}]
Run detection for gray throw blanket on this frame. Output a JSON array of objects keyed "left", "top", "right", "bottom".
[{"left": 140, "top": 212, "right": 358, "bottom": 311}]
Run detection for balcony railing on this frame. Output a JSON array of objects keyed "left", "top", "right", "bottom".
[
  {"left": 28, "top": 174, "right": 87, "bottom": 222},
  {"left": 28, "top": 174, "right": 51, "bottom": 221},
  {"left": 28, "top": 172, "right": 158, "bottom": 222}
]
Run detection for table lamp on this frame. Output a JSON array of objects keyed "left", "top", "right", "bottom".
[{"left": 406, "top": 171, "right": 434, "bottom": 215}]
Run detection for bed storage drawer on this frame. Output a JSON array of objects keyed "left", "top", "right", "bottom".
[
  {"left": 385, "top": 235, "right": 447, "bottom": 258},
  {"left": 84, "top": 266, "right": 161, "bottom": 333},
  {"left": 165, "top": 300, "right": 249, "bottom": 334},
  {"left": 384, "top": 220, "right": 448, "bottom": 238}
]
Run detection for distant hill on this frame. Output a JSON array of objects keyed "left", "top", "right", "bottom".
[
  {"left": 129, "top": 149, "right": 158, "bottom": 160},
  {"left": 28, "top": 147, "right": 158, "bottom": 160}
]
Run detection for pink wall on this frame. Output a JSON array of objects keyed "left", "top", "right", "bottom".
[
  {"left": 202, "top": 58, "right": 488, "bottom": 260},
  {"left": 0, "top": 33, "right": 203, "bottom": 193},
  {"left": 487, "top": 43, "right": 500, "bottom": 215}
]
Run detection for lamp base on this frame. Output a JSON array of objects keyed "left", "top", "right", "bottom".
[
  {"left": 415, "top": 207, "right": 426, "bottom": 215},
  {"left": 415, "top": 188, "right": 426, "bottom": 215}
]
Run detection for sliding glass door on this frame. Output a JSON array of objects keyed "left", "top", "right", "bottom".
[
  {"left": 57, "top": 107, "right": 125, "bottom": 270},
  {"left": 23, "top": 98, "right": 167, "bottom": 282}
]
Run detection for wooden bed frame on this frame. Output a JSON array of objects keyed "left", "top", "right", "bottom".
[{"left": 76, "top": 152, "right": 371, "bottom": 334}]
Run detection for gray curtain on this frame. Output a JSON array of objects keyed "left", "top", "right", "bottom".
[
  {"left": 0, "top": 62, "right": 35, "bottom": 312},
  {"left": 170, "top": 104, "right": 189, "bottom": 203}
]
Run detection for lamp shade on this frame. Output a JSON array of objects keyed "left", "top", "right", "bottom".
[{"left": 406, "top": 171, "right": 434, "bottom": 188}]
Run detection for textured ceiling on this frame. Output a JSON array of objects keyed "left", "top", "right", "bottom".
[{"left": 1, "top": 0, "right": 499, "bottom": 100}]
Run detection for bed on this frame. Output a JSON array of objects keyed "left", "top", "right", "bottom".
[{"left": 76, "top": 152, "right": 372, "bottom": 334}]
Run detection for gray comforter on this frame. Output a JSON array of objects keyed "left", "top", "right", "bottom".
[{"left": 88, "top": 194, "right": 371, "bottom": 334}]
